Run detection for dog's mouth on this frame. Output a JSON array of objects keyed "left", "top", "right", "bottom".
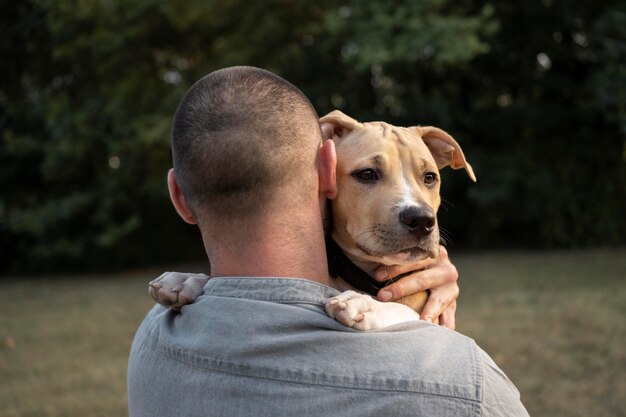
[
  {"left": 397, "top": 246, "right": 430, "bottom": 257},
  {"left": 355, "top": 242, "right": 436, "bottom": 264},
  {"left": 347, "top": 222, "right": 440, "bottom": 264},
  {"left": 388, "top": 245, "right": 435, "bottom": 263}
]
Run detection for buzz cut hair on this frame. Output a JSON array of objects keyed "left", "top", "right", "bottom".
[{"left": 171, "top": 66, "right": 322, "bottom": 221}]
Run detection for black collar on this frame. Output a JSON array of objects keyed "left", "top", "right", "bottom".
[{"left": 326, "top": 239, "right": 390, "bottom": 296}]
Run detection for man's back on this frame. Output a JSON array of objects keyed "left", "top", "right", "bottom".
[{"left": 128, "top": 277, "right": 528, "bottom": 417}]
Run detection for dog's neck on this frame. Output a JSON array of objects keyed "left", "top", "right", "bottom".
[
  {"left": 342, "top": 252, "right": 382, "bottom": 277},
  {"left": 326, "top": 239, "right": 391, "bottom": 296}
]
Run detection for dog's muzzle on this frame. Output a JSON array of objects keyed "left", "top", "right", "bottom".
[{"left": 398, "top": 206, "right": 436, "bottom": 237}]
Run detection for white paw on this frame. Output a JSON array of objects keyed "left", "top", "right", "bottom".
[
  {"left": 325, "top": 290, "right": 420, "bottom": 331},
  {"left": 148, "top": 272, "right": 209, "bottom": 311}
]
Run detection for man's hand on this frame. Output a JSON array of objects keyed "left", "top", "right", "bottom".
[{"left": 373, "top": 246, "right": 459, "bottom": 329}]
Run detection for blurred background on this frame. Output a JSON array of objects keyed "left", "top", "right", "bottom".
[
  {"left": 2, "top": 0, "right": 625, "bottom": 273},
  {"left": 1, "top": 1, "right": 624, "bottom": 416}
]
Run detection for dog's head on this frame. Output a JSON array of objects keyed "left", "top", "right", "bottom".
[{"left": 320, "top": 110, "right": 476, "bottom": 265}]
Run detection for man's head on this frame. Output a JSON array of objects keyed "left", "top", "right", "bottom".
[{"left": 168, "top": 67, "right": 327, "bottom": 234}]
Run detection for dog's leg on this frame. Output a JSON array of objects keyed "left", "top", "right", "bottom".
[
  {"left": 149, "top": 272, "right": 209, "bottom": 311},
  {"left": 325, "top": 290, "right": 421, "bottom": 331}
]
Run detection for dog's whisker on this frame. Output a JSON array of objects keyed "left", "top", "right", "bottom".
[
  {"left": 440, "top": 199, "right": 456, "bottom": 213},
  {"left": 355, "top": 226, "right": 377, "bottom": 241},
  {"left": 438, "top": 227, "right": 454, "bottom": 247},
  {"left": 441, "top": 198, "right": 455, "bottom": 208},
  {"left": 355, "top": 225, "right": 390, "bottom": 254}
]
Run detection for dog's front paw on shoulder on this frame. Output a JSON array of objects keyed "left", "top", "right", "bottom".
[
  {"left": 148, "top": 272, "right": 209, "bottom": 311},
  {"left": 325, "top": 290, "right": 422, "bottom": 331},
  {"left": 325, "top": 290, "right": 382, "bottom": 331}
]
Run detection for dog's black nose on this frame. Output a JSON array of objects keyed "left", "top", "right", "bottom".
[{"left": 399, "top": 206, "right": 436, "bottom": 235}]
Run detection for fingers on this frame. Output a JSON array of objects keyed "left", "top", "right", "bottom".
[
  {"left": 374, "top": 258, "right": 435, "bottom": 281},
  {"left": 420, "top": 283, "right": 459, "bottom": 326},
  {"left": 376, "top": 261, "right": 457, "bottom": 302},
  {"left": 438, "top": 301, "right": 457, "bottom": 330},
  {"left": 373, "top": 246, "right": 459, "bottom": 328},
  {"left": 373, "top": 246, "right": 453, "bottom": 282}
]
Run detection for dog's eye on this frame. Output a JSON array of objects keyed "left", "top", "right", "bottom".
[
  {"left": 353, "top": 169, "right": 380, "bottom": 182},
  {"left": 424, "top": 172, "right": 438, "bottom": 185}
]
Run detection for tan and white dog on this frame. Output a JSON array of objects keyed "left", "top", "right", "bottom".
[
  {"left": 150, "top": 111, "right": 476, "bottom": 330},
  {"left": 319, "top": 111, "right": 475, "bottom": 329}
]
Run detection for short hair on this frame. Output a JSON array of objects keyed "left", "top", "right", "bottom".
[{"left": 171, "top": 67, "right": 321, "bottom": 221}]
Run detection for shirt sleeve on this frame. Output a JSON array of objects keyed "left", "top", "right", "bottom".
[{"left": 479, "top": 349, "right": 531, "bottom": 417}]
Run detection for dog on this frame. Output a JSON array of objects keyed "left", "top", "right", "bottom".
[{"left": 149, "top": 110, "right": 475, "bottom": 330}]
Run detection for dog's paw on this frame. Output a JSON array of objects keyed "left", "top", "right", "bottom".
[
  {"left": 148, "top": 272, "right": 209, "bottom": 311},
  {"left": 325, "top": 290, "right": 420, "bottom": 331}
]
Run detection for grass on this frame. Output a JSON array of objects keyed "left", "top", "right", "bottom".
[
  {"left": 455, "top": 249, "right": 626, "bottom": 417},
  {"left": 1, "top": 249, "right": 625, "bottom": 417},
  {"left": 0, "top": 271, "right": 155, "bottom": 417}
]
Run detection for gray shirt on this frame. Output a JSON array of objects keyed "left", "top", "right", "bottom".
[{"left": 128, "top": 277, "right": 529, "bottom": 417}]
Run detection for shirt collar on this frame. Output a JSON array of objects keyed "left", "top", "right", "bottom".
[{"left": 203, "top": 277, "right": 340, "bottom": 305}]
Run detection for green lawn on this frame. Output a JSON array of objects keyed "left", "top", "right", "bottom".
[{"left": 1, "top": 249, "right": 625, "bottom": 417}]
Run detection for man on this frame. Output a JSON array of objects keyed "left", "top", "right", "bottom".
[{"left": 128, "top": 66, "right": 529, "bottom": 416}]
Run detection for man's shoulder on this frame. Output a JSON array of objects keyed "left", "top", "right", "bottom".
[
  {"left": 136, "top": 275, "right": 481, "bottom": 364},
  {"left": 130, "top": 276, "right": 528, "bottom": 415}
]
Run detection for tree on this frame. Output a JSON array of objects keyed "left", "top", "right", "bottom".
[{"left": 1, "top": 0, "right": 624, "bottom": 273}]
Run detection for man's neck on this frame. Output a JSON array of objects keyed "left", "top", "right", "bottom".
[{"left": 203, "top": 214, "right": 333, "bottom": 287}]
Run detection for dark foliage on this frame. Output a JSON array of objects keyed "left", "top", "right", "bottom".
[{"left": 1, "top": 0, "right": 624, "bottom": 273}]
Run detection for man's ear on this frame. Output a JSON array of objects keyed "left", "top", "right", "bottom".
[
  {"left": 318, "top": 139, "right": 337, "bottom": 199},
  {"left": 167, "top": 169, "right": 197, "bottom": 224},
  {"left": 319, "top": 110, "right": 361, "bottom": 141},
  {"left": 415, "top": 126, "right": 477, "bottom": 182}
]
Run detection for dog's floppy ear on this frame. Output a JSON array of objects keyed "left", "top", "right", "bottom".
[
  {"left": 319, "top": 110, "right": 361, "bottom": 141},
  {"left": 416, "top": 126, "right": 477, "bottom": 182}
]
